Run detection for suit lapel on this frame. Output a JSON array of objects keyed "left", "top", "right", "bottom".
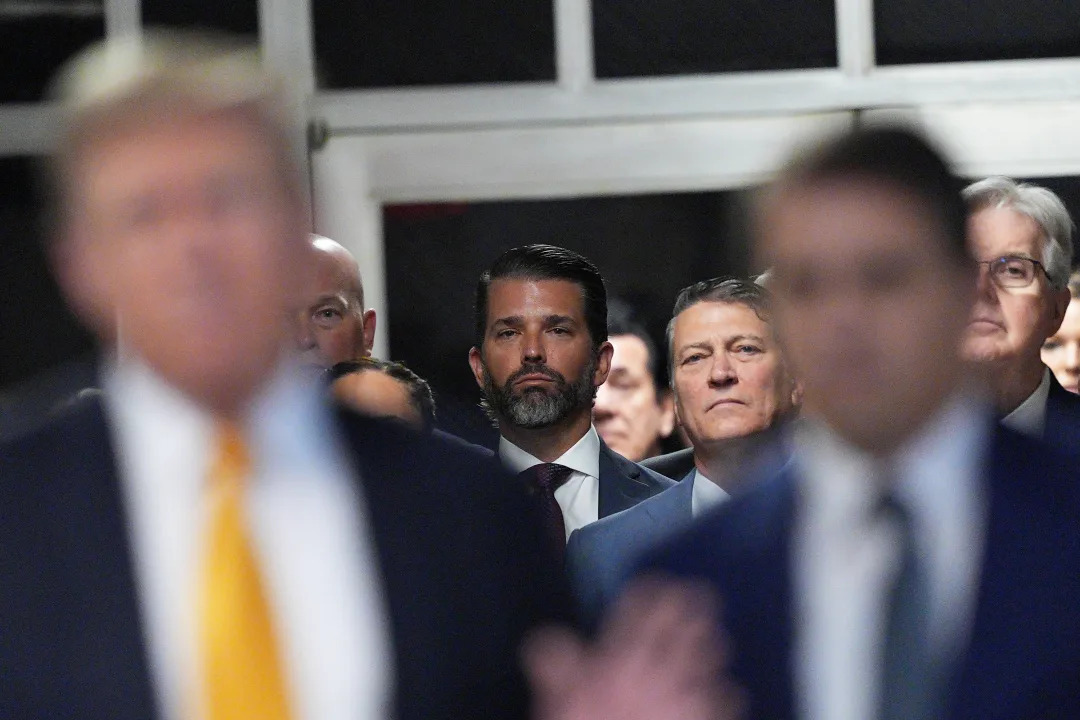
[
  {"left": 948, "top": 428, "right": 1080, "bottom": 720},
  {"left": 597, "top": 440, "right": 655, "bottom": 517},
  {"left": 35, "top": 398, "right": 158, "bottom": 719}
]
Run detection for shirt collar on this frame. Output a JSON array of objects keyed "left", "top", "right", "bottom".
[
  {"left": 1000, "top": 368, "right": 1050, "bottom": 437},
  {"left": 498, "top": 425, "right": 601, "bottom": 478},
  {"left": 690, "top": 469, "right": 729, "bottom": 518},
  {"left": 103, "top": 353, "right": 339, "bottom": 484},
  {"left": 795, "top": 389, "right": 990, "bottom": 537}
]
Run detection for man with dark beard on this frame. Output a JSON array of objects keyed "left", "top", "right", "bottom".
[{"left": 469, "top": 245, "right": 673, "bottom": 565}]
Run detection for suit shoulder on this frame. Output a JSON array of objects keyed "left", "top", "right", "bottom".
[
  {"left": 0, "top": 391, "right": 106, "bottom": 464},
  {"left": 638, "top": 466, "right": 796, "bottom": 577},
  {"left": 640, "top": 448, "right": 695, "bottom": 481}
]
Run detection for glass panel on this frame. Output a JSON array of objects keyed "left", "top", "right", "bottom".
[
  {"left": 312, "top": 0, "right": 555, "bottom": 89},
  {"left": 0, "top": 157, "right": 96, "bottom": 433},
  {"left": 0, "top": 4, "right": 104, "bottom": 103},
  {"left": 593, "top": 0, "right": 836, "bottom": 78},
  {"left": 381, "top": 192, "right": 749, "bottom": 446},
  {"left": 876, "top": 0, "right": 1080, "bottom": 64},
  {"left": 141, "top": 0, "right": 259, "bottom": 35}
]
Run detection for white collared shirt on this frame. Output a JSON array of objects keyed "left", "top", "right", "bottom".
[
  {"left": 1000, "top": 368, "right": 1050, "bottom": 437},
  {"left": 104, "top": 356, "right": 392, "bottom": 720},
  {"left": 499, "top": 426, "right": 601, "bottom": 540},
  {"left": 690, "top": 469, "right": 729, "bottom": 518},
  {"left": 792, "top": 392, "right": 989, "bottom": 720}
]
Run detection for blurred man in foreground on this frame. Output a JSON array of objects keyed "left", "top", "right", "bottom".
[
  {"left": 568, "top": 277, "right": 799, "bottom": 624},
  {"left": 1042, "top": 270, "right": 1080, "bottom": 394},
  {"left": 636, "top": 127, "right": 1080, "bottom": 719},
  {"left": 593, "top": 314, "right": 675, "bottom": 462},
  {"left": 0, "top": 33, "right": 565, "bottom": 720},
  {"left": 297, "top": 234, "right": 376, "bottom": 370},
  {"left": 961, "top": 177, "right": 1080, "bottom": 448}
]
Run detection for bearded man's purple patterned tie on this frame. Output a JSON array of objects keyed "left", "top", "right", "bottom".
[{"left": 518, "top": 463, "right": 574, "bottom": 567}]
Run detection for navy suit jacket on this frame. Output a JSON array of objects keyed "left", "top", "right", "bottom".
[
  {"left": 567, "top": 468, "right": 695, "bottom": 627},
  {"left": 637, "top": 422, "right": 1080, "bottom": 720},
  {"left": 0, "top": 393, "right": 568, "bottom": 720},
  {"left": 1043, "top": 371, "right": 1080, "bottom": 454},
  {"left": 596, "top": 439, "right": 675, "bottom": 517}
]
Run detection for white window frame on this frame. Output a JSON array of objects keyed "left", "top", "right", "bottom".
[{"left": 7, "top": 0, "right": 1080, "bottom": 355}]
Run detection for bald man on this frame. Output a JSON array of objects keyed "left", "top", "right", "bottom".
[{"left": 297, "top": 235, "right": 377, "bottom": 369}]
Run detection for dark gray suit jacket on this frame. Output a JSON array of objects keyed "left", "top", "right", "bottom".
[
  {"left": 640, "top": 447, "right": 696, "bottom": 482},
  {"left": 596, "top": 438, "right": 675, "bottom": 517}
]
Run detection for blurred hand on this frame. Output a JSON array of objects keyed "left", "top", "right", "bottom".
[{"left": 523, "top": 576, "right": 744, "bottom": 720}]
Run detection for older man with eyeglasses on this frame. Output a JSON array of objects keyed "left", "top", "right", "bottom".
[{"left": 962, "top": 177, "right": 1080, "bottom": 450}]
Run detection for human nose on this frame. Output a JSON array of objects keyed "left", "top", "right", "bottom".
[
  {"left": 594, "top": 383, "right": 616, "bottom": 418},
  {"left": 521, "top": 329, "right": 546, "bottom": 364},
  {"left": 1066, "top": 341, "right": 1080, "bottom": 372},
  {"left": 708, "top": 354, "right": 736, "bottom": 386},
  {"left": 975, "top": 262, "right": 999, "bottom": 300},
  {"left": 295, "top": 312, "right": 316, "bottom": 350}
]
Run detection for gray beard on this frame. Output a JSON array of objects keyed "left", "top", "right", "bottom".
[{"left": 481, "top": 357, "right": 597, "bottom": 429}]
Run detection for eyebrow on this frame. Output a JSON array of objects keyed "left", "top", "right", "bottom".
[
  {"left": 728, "top": 334, "right": 766, "bottom": 344},
  {"left": 678, "top": 342, "right": 713, "bottom": 355},
  {"left": 492, "top": 314, "right": 578, "bottom": 327},
  {"left": 311, "top": 294, "right": 348, "bottom": 308}
]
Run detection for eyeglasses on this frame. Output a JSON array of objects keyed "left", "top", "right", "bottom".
[{"left": 975, "top": 255, "right": 1050, "bottom": 289}]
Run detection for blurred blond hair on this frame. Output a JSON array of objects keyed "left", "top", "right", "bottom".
[{"left": 45, "top": 31, "right": 304, "bottom": 232}]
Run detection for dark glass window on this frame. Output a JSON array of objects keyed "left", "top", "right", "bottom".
[
  {"left": 312, "top": 0, "right": 555, "bottom": 89},
  {"left": 0, "top": 5, "right": 104, "bottom": 103},
  {"left": 381, "top": 192, "right": 748, "bottom": 446},
  {"left": 876, "top": 0, "right": 1080, "bottom": 64},
  {"left": 593, "top": 0, "right": 836, "bottom": 78},
  {"left": 142, "top": 0, "right": 259, "bottom": 36}
]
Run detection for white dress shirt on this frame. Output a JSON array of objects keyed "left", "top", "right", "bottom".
[
  {"left": 499, "top": 426, "right": 601, "bottom": 539},
  {"left": 690, "top": 470, "right": 729, "bottom": 518},
  {"left": 104, "top": 356, "right": 393, "bottom": 720},
  {"left": 1000, "top": 368, "right": 1050, "bottom": 437},
  {"left": 792, "top": 392, "right": 989, "bottom": 720}
]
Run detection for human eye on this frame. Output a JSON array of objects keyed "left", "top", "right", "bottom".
[
  {"left": 996, "top": 256, "right": 1033, "bottom": 280},
  {"left": 1044, "top": 337, "right": 1063, "bottom": 351},
  {"left": 735, "top": 344, "right": 764, "bottom": 355},
  {"left": 312, "top": 306, "right": 342, "bottom": 328},
  {"left": 681, "top": 353, "right": 705, "bottom": 366},
  {"left": 494, "top": 328, "right": 517, "bottom": 340}
]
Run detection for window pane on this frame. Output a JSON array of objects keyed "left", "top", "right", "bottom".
[
  {"left": 0, "top": 6, "right": 104, "bottom": 103},
  {"left": 312, "top": 0, "right": 555, "bottom": 89},
  {"left": 382, "top": 192, "right": 748, "bottom": 446},
  {"left": 593, "top": 0, "right": 836, "bottom": 78},
  {"left": 142, "top": 0, "right": 259, "bottom": 35},
  {"left": 876, "top": 0, "right": 1080, "bottom": 64},
  {"left": 0, "top": 157, "right": 96, "bottom": 434}
]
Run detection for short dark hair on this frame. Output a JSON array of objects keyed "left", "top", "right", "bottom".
[
  {"left": 474, "top": 244, "right": 608, "bottom": 350},
  {"left": 329, "top": 358, "right": 436, "bottom": 432},
  {"left": 777, "top": 125, "right": 968, "bottom": 265},
  {"left": 608, "top": 309, "right": 666, "bottom": 393},
  {"left": 666, "top": 277, "right": 773, "bottom": 381}
]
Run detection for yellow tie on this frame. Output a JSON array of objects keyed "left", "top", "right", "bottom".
[{"left": 199, "top": 424, "right": 293, "bottom": 720}]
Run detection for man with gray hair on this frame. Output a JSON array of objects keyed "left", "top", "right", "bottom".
[
  {"left": 566, "top": 276, "right": 801, "bottom": 625},
  {"left": 961, "top": 176, "right": 1080, "bottom": 449}
]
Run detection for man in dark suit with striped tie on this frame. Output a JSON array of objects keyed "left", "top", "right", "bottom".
[{"left": 468, "top": 245, "right": 673, "bottom": 563}]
